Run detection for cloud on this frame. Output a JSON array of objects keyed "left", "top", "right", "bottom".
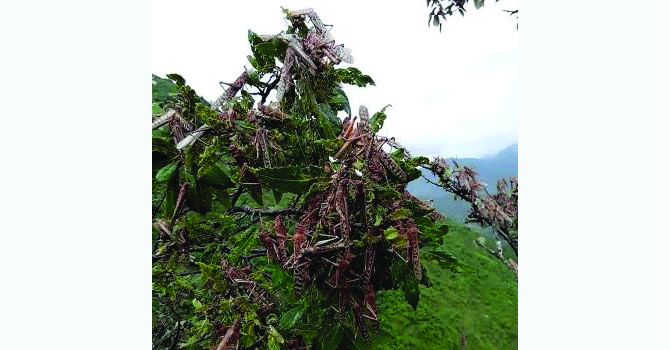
[{"left": 152, "top": 0, "right": 518, "bottom": 158}]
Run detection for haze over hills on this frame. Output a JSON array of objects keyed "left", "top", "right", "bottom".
[{"left": 408, "top": 143, "right": 518, "bottom": 222}]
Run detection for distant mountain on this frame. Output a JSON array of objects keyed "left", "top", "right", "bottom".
[
  {"left": 407, "top": 143, "right": 518, "bottom": 222},
  {"left": 152, "top": 74, "right": 178, "bottom": 107}
]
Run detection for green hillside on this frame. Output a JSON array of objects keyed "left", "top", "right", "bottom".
[{"left": 371, "top": 218, "right": 518, "bottom": 349}]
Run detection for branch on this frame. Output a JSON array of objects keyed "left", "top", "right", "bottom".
[
  {"left": 423, "top": 163, "right": 518, "bottom": 257},
  {"left": 242, "top": 252, "right": 267, "bottom": 260},
  {"left": 228, "top": 206, "right": 306, "bottom": 217},
  {"left": 260, "top": 77, "right": 280, "bottom": 105},
  {"left": 475, "top": 239, "right": 518, "bottom": 280}
]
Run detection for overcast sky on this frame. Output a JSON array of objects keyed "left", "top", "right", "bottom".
[{"left": 152, "top": 0, "right": 518, "bottom": 158}]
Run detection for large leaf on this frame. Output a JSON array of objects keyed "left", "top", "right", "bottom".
[
  {"left": 422, "top": 250, "right": 467, "bottom": 275},
  {"left": 328, "top": 86, "right": 351, "bottom": 116},
  {"left": 420, "top": 221, "right": 450, "bottom": 248},
  {"left": 370, "top": 104, "right": 392, "bottom": 133},
  {"left": 248, "top": 30, "right": 277, "bottom": 73},
  {"left": 334, "top": 67, "right": 375, "bottom": 87},
  {"left": 272, "top": 189, "right": 283, "bottom": 205},
  {"left": 214, "top": 188, "right": 232, "bottom": 209},
  {"left": 391, "top": 259, "right": 420, "bottom": 310},
  {"left": 152, "top": 137, "right": 176, "bottom": 157},
  {"left": 163, "top": 165, "right": 182, "bottom": 219},
  {"left": 318, "top": 325, "right": 344, "bottom": 350},
  {"left": 267, "top": 325, "right": 284, "bottom": 350},
  {"left": 300, "top": 179, "right": 330, "bottom": 206},
  {"left": 197, "top": 162, "right": 236, "bottom": 189},
  {"left": 314, "top": 138, "right": 344, "bottom": 154},
  {"left": 227, "top": 227, "right": 259, "bottom": 265},
  {"left": 250, "top": 166, "right": 326, "bottom": 195},
  {"left": 278, "top": 306, "right": 304, "bottom": 330},
  {"left": 187, "top": 181, "right": 214, "bottom": 214},
  {"left": 239, "top": 322, "right": 256, "bottom": 348},
  {"left": 156, "top": 162, "right": 179, "bottom": 183}
]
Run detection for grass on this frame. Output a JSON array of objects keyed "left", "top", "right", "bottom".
[{"left": 370, "top": 219, "right": 518, "bottom": 349}]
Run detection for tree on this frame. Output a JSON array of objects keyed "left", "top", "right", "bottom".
[
  {"left": 152, "top": 8, "right": 451, "bottom": 349},
  {"left": 422, "top": 157, "right": 518, "bottom": 276},
  {"left": 425, "top": 0, "right": 518, "bottom": 31}
]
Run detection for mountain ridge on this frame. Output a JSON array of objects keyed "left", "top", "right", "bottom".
[{"left": 408, "top": 142, "right": 518, "bottom": 222}]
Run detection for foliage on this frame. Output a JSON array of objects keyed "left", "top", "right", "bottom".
[
  {"left": 151, "top": 8, "right": 461, "bottom": 350},
  {"left": 425, "top": 0, "right": 518, "bottom": 31},
  {"left": 372, "top": 219, "right": 518, "bottom": 349},
  {"left": 424, "top": 157, "right": 518, "bottom": 261}
]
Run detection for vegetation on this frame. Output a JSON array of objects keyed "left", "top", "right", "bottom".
[
  {"left": 152, "top": 8, "right": 517, "bottom": 350},
  {"left": 425, "top": 0, "right": 518, "bottom": 31},
  {"left": 408, "top": 144, "right": 517, "bottom": 222},
  {"left": 373, "top": 219, "right": 517, "bottom": 350}
]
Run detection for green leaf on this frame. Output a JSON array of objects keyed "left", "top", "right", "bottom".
[
  {"left": 197, "top": 163, "right": 236, "bottom": 189},
  {"left": 328, "top": 86, "right": 351, "bottom": 116},
  {"left": 405, "top": 167, "right": 422, "bottom": 182},
  {"left": 163, "top": 164, "right": 182, "bottom": 218},
  {"left": 239, "top": 322, "right": 256, "bottom": 347},
  {"left": 334, "top": 67, "right": 375, "bottom": 87},
  {"left": 422, "top": 250, "right": 466, "bottom": 274},
  {"left": 384, "top": 227, "right": 399, "bottom": 241},
  {"left": 247, "top": 185, "right": 264, "bottom": 207},
  {"left": 267, "top": 325, "right": 284, "bottom": 350},
  {"left": 247, "top": 30, "right": 263, "bottom": 46},
  {"left": 319, "top": 325, "right": 344, "bottom": 350},
  {"left": 390, "top": 208, "right": 412, "bottom": 220},
  {"left": 278, "top": 307, "right": 304, "bottom": 330},
  {"left": 391, "top": 259, "right": 420, "bottom": 310},
  {"left": 187, "top": 181, "right": 214, "bottom": 214},
  {"left": 409, "top": 156, "right": 430, "bottom": 167},
  {"left": 166, "top": 73, "right": 185, "bottom": 87},
  {"left": 153, "top": 137, "right": 176, "bottom": 157},
  {"left": 401, "top": 200, "right": 433, "bottom": 218},
  {"left": 228, "top": 227, "right": 259, "bottom": 265},
  {"left": 300, "top": 180, "right": 330, "bottom": 206},
  {"left": 272, "top": 189, "right": 283, "bottom": 204},
  {"left": 251, "top": 166, "right": 326, "bottom": 195},
  {"left": 156, "top": 162, "right": 179, "bottom": 183},
  {"left": 370, "top": 104, "right": 392, "bottom": 133},
  {"left": 420, "top": 222, "right": 450, "bottom": 247},
  {"left": 152, "top": 102, "right": 163, "bottom": 116},
  {"left": 314, "top": 138, "right": 344, "bottom": 154},
  {"left": 474, "top": 0, "right": 485, "bottom": 9}
]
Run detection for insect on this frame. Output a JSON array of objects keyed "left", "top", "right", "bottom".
[
  {"left": 364, "top": 284, "right": 380, "bottom": 333},
  {"left": 352, "top": 302, "right": 371, "bottom": 344},
  {"left": 405, "top": 220, "right": 422, "bottom": 281},
  {"left": 293, "top": 257, "right": 311, "bottom": 297},
  {"left": 362, "top": 244, "right": 376, "bottom": 285},
  {"left": 259, "top": 232, "right": 280, "bottom": 263}
]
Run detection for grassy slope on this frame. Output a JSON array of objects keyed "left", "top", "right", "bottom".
[{"left": 371, "top": 219, "right": 518, "bottom": 350}]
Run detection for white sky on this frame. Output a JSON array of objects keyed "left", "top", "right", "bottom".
[{"left": 152, "top": 0, "right": 518, "bottom": 158}]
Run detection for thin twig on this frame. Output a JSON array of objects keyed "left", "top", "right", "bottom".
[{"left": 228, "top": 207, "right": 305, "bottom": 217}]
